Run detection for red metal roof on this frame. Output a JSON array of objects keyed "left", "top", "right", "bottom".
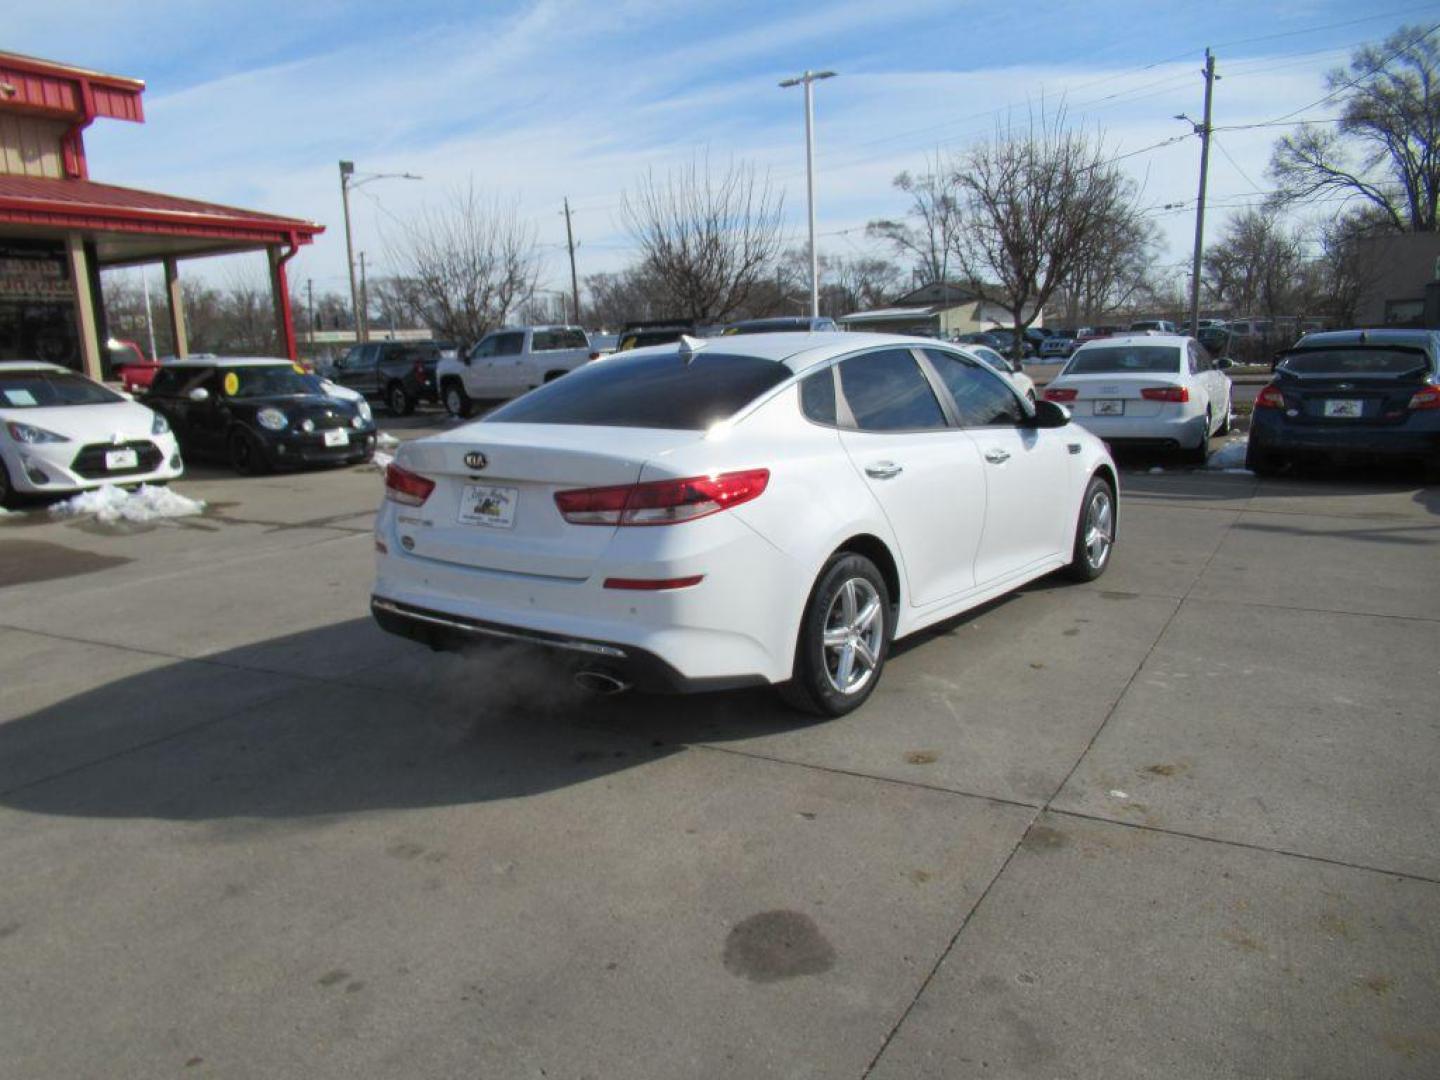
[
  {"left": 0, "top": 175, "right": 323, "bottom": 246},
  {"left": 0, "top": 51, "right": 145, "bottom": 123}
]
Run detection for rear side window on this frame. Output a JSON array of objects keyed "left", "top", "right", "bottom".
[
  {"left": 485, "top": 350, "right": 788, "bottom": 429},
  {"left": 839, "top": 349, "right": 947, "bottom": 432},
  {"left": 800, "top": 367, "right": 837, "bottom": 426},
  {"left": 1278, "top": 348, "right": 1431, "bottom": 377},
  {"left": 1067, "top": 346, "right": 1181, "bottom": 375},
  {"left": 533, "top": 328, "right": 587, "bottom": 351}
]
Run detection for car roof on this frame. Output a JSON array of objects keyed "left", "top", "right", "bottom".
[
  {"left": 161, "top": 357, "right": 300, "bottom": 368},
  {"left": 1295, "top": 328, "right": 1440, "bottom": 352},
  {"left": 0, "top": 361, "right": 70, "bottom": 373},
  {"left": 1073, "top": 333, "right": 1189, "bottom": 349},
  {"left": 608, "top": 331, "right": 944, "bottom": 373}
]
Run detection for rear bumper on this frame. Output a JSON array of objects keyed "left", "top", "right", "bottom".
[
  {"left": 1250, "top": 416, "right": 1440, "bottom": 461},
  {"left": 371, "top": 596, "right": 768, "bottom": 694},
  {"left": 1071, "top": 412, "right": 1208, "bottom": 450}
]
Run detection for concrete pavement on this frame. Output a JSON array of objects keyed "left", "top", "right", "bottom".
[{"left": 0, "top": 430, "right": 1436, "bottom": 1078}]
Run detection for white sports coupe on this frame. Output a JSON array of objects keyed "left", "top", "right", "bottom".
[
  {"left": 371, "top": 333, "right": 1118, "bottom": 715},
  {"left": 1, "top": 361, "right": 184, "bottom": 506}
]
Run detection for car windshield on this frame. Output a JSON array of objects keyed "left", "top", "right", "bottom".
[
  {"left": 0, "top": 369, "right": 122, "bottom": 408},
  {"left": 223, "top": 367, "right": 325, "bottom": 398},
  {"left": 1277, "top": 347, "right": 1430, "bottom": 377},
  {"left": 486, "top": 350, "right": 788, "bottom": 429},
  {"left": 1066, "top": 346, "right": 1180, "bottom": 375}
]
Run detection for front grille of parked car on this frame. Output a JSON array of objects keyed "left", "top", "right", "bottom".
[{"left": 71, "top": 440, "right": 164, "bottom": 479}]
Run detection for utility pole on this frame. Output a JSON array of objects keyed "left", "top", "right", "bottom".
[
  {"left": 338, "top": 161, "right": 361, "bottom": 345},
  {"left": 780, "top": 70, "right": 837, "bottom": 321},
  {"left": 1186, "top": 50, "right": 1217, "bottom": 338},
  {"left": 562, "top": 197, "right": 581, "bottom": 325},
  {"left": 358, "top": 252, "right": 369, "bottom": 343}
]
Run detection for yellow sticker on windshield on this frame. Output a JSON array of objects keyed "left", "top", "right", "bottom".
[
  {"left": 223, "top": 372, "right": 240, "bottom": 396},
  {"left": 292, "top": 363, "right": 306, "bottom": 375}
]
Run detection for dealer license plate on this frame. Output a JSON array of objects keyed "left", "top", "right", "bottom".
[
  {"left": 1093, "top": 399, "right": 1125, "bottom": 416},
  {"left": 458, "top": 484, "right": 519, "bottom": 529},
  {"left": 323, "top": 428, "right": 349, "bottom": 447},
  {"left": 1323, "top": 399, "right": 1363, "bottom": 418},
  {"left": 105, "top": 448, "right": 139, "bottom": 470}
]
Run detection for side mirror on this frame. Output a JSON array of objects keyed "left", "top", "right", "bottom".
[
  {"left": 1030, "top": 399, "right": 1070, "bottom": 428},
  {"left": 1215, "top": 356, "right": 1234, "bottom": 370},
  {"left": 188, "top": 387, "right": 210, "bottom": 403}
]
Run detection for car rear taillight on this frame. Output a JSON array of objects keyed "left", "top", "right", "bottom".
[
  {"left": 1254, "top": 384, "right": 1286, "bottom": 410},
  {"left": 555, "top": 469, "right": 770, "bottom": 526},
  {"left": 1408, "top": 384, "right": 1440, "bottom": 410},
  {"left": 1043, "top": 387, "right": 1077, "bottom": 402},
  {"left": 588, "top": 351, "right": 601, "bottom": 361},
  {"left": 413, "top": 359, "right": 426, "bottom": 379},
  {"left": 384, "top": 463, "right": 435, "bottom": 506},
  {"left": 1141, "top": 386, "right": 1190, "bottom": 403}
]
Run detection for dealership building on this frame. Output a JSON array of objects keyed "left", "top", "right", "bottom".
[{"left": 0, "top": 51, "right": 322, "bottom": 377}]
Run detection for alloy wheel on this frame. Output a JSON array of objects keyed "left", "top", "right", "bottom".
[
  {"left": 1084, "top": 488, "right": 1114, "bottom": 571},
  {"left": 822, "top": 577, "right": 885, "bottom": 695}
]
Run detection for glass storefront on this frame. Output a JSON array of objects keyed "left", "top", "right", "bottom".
[{"left": 0, "top": 239, "right": 81, "bottom": 370}]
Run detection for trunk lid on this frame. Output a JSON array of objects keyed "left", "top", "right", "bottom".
[
  {"left": 395, "top": 424, "right": 701, "bottom": 578},
  {"left": 1051, "top": 373, "right": 1181, "bottom": 418}
]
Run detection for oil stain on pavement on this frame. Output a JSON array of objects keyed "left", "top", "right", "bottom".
[{"left": 723, "top": 910, "right": 836, "bottom": 983}]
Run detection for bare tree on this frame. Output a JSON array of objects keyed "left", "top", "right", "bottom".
[
  {"left": 953, "top": 109, "right": 1143, "bottom": 358},
  {"left": 620, "top": 155, "right": 785, "bottom": 322},
  {"left": 1269, "top": 23, "right": 1440, "bottom": 231},
  {"left": 1202, "top": 209, "right": 1306, "bottom": 317},
  {"left": 384, "top": 181, "right": 540, "bottom": 344},
  {"left": 865, "top": 163, "right": 964, "bottom": 285},
  {"left": 1058, "top": 209, "right": 1163, "bottom": 325}
]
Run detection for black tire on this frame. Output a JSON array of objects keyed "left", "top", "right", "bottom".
[
  {"left": 1183, "top": 414, "right": 1211, "bottom": 465},
  {"left": 386, "top": 381, "right": 416, "bottom": 417},
  {"left": 778, "top": 552, "right": 892, "bottom": 718},
  {"left": 543, "top": 370, "right": 567, "bottom": 383},
  {"left": 1246, "top": 447, "right": 1284, "bottom": 477},
  {"left": 1063, "top": 474, "right": 1116, "bottom": 582},
  {"left": 0, "top": 456, "right": 16, "bottom": 509},
  {"left": 1215, "top": 396, "right": 1231, "bottom": 436},
  {"left": 442, "top": 380, "right": 474, "bottom": 419},
  {"left": 227, "top": 427, "right": 271, "bottom": 476}
]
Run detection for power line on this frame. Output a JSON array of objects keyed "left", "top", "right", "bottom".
[{"left": 1260, "top": 20, "right": 1440, "bottom": 124}]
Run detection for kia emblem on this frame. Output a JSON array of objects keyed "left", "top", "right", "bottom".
[{"left": 464, "top": 451, "right": 488, "bottom": 470}]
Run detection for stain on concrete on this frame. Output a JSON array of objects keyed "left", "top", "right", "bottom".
[
  {"left": 1358, "top": 974, "right": 1393, "bottom": 996},
  {"left": 1221, "top": 927, "right": 1265, "bottom": 953},
  {"left": 1318, "top": 912, "right": 1352, "bottom": 939},
  {"left": 1143, "top": 763, "right": 1187, "bottom": 777},
  {"left": 904, "top": 750, "right": 938, "bottom": 765},
  {"left": 1100, "top": 591, "right": 1139, "bottom": 601},
  {"left": 345, "top": 980, "right": 365, "bottom": 993},
  {"left": 0, "top": 539, "right": 131, "bottom": 587},
  {"left": 1021, "top": 825, "right": 1069, "bottom": 852},
  {"left": 386, "top": 841, "right": 426, "bottom": 860},
  {"left": 184, "top": 1057, "right": 204, "bottom": 1068},
  {"left": 0, "top": 920, "right": 20, "bottom": 940},
  {"left": 722, "top": 910, "right": 835, "bottom": 983},
  {"left": 317, "top": 969, "right": 350, "bottom": 987},
  {"left": 909, "top": 869, "right": 932, "bottom": 884},
  {"left": 1062, "top": 628, "right": 1080, "bottom": 637}
]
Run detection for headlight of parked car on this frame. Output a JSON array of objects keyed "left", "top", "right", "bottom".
[
  {"left": 256, "top": 407, "right": 288, "bottom": 431},
  {"left": 151, "top": 411, "right": 170, "bottom": 435},
  {"left": 357, "top": 399, "right": 372, "bottom": 422},
  {"left": 5, "top": 421, "right": 69, "bottom": 444}
]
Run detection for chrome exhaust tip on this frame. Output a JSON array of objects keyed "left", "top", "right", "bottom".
[{"left": 574, "top": 669, "right": 633, "bottom": 696}]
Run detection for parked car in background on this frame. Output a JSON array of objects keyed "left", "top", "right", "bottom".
[
  {"left": 986, "top": 328, "right": 1038, "bottom": 358},
  {"left": 437, "top": 325, "right": 592, "bottom": 418},
  {"left": 1197, "top": 326, "right": 1231, "bottom": 357},
  {"left": 1, "top": 361, "right": 184, "bottom": 505},
  {"left": 1129, "top": 319, "right": 1179, "bottom": 334},
  {"left": 1043, "top": 334, "right": 1232, "bottom": 462},
  {"left": 1246, "top": 328, "right": 1440, "bottom": 478},
  {"left": 372, "top": 332, "right": 1117, "bottom": 717},
  {"left": 114, "top": 352, "right": 219, "bottom": 394},
  {"left": 965, "top": 343, "right": 1037, "bottom": 401},
  {"left": 330, "top": 340, "right": 456, "bottom": 416},
  {"left": 723, "top": 316, "right": 839, "bottom": 334},
  {"left": 145, "top": 358, "right": 376, "bottom": 475},
  {"left": 1039, "top": 333, "right": 1078, "bottom": 359},
  {"left": 614, "top": 321, "right": 696, "bottom": 353}
]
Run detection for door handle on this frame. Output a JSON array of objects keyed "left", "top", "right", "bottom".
[
  {"left": 984, "top": 448, "right": 1011, "bottom": 464},
  {"left": 865, "top": 461, "right": 903, "bottom": 480}
]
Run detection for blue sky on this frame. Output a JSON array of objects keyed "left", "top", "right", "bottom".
[{"left": 9, "top": 0, "right": 1437, "bottom": 301}]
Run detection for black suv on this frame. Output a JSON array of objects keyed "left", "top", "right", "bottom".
[
  {"left": 145, "top": 359, "right": 377, "bottom": 475},
  {"left": 329, "top": 340, "right": 456, "bottom": 415}
]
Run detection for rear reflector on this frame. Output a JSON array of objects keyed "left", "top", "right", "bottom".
[
  {"left": 384, "top": 463, "right": 435, "bottom": 506},
  {"left": 1141, "top": 386, "right": 1190, "bottom": 402},
  {"left": 1043, "top": 387, "right": 1077, "bottom": 402},
  {"left": 1409, "top": 384, "right": 1440, "bottom": 410},
  {"left": 603, "top": 575, "right": 705, "bottom": 590},
  {"left": 1254, "top": 384, "right": 1286, "bottom": 410},
  {"left": 555, "top": 469, "right": 770, "bottom": 526}
]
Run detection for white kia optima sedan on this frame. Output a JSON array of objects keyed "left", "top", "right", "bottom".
[
  {"left": 1042, "top": 334, "right": 1233, "bottom": 463},
  {"left": 371, "top": 333, "right": 1118, "bottom": 716},
  {"left": 0, "top": 361, "right": 183, "bottom": 506}
]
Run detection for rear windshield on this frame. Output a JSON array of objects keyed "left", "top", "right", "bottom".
[
  {"left": 1066, "top": 345, "right": 1180, "bottom": 375},
  {"left": 1277, "top": 347, "right": 1430, "bottom": 377},
  {"left": 0, "top": 370, "right": 120, "bottom": 408},
  {"left": 485, "top": 350, "right": 788, "bottom": 429}
]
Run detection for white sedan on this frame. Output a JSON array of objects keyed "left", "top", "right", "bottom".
[
  {"left": 0, "top": 361, "right": 183, "bottom": 506},
  {"left": 965, "top": 343, "right": 1037, "bottom": 402},
  {"left": 371, "top": 333, "right": 1118, "bottom": 716},
  {"left": 1042, "top": 334, "right": 1232, "bottom": 463}
]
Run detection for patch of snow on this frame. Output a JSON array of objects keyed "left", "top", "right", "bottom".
[
  {"left": 1147, "top": 466, "right": 1165, "bottom": 474},
  {"left": 1108, "top": 789, "right": 1129, "bottom": 800},
  {"left": 376, "top": 431, "right": 400, "bottom": 449},
  {"left": 1205, "top": 440, "right": 1250, "bottom": 472},
  {"left": 50, "top": 484, "right": 205, "bottom": 525},
  {"left": 371, "top": 451, "right": 394, "bottom": 472}
]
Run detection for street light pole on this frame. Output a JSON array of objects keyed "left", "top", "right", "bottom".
[
  {"left": 337, "top": 161, "right": 421, "bottom": 345},
  {"left": 780, "top": 70, "right": 836, "bottom": 321}
]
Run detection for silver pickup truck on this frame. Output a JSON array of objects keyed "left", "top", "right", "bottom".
[{"left": 436, "top": 325, "right": 593, "bottom": 418}]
